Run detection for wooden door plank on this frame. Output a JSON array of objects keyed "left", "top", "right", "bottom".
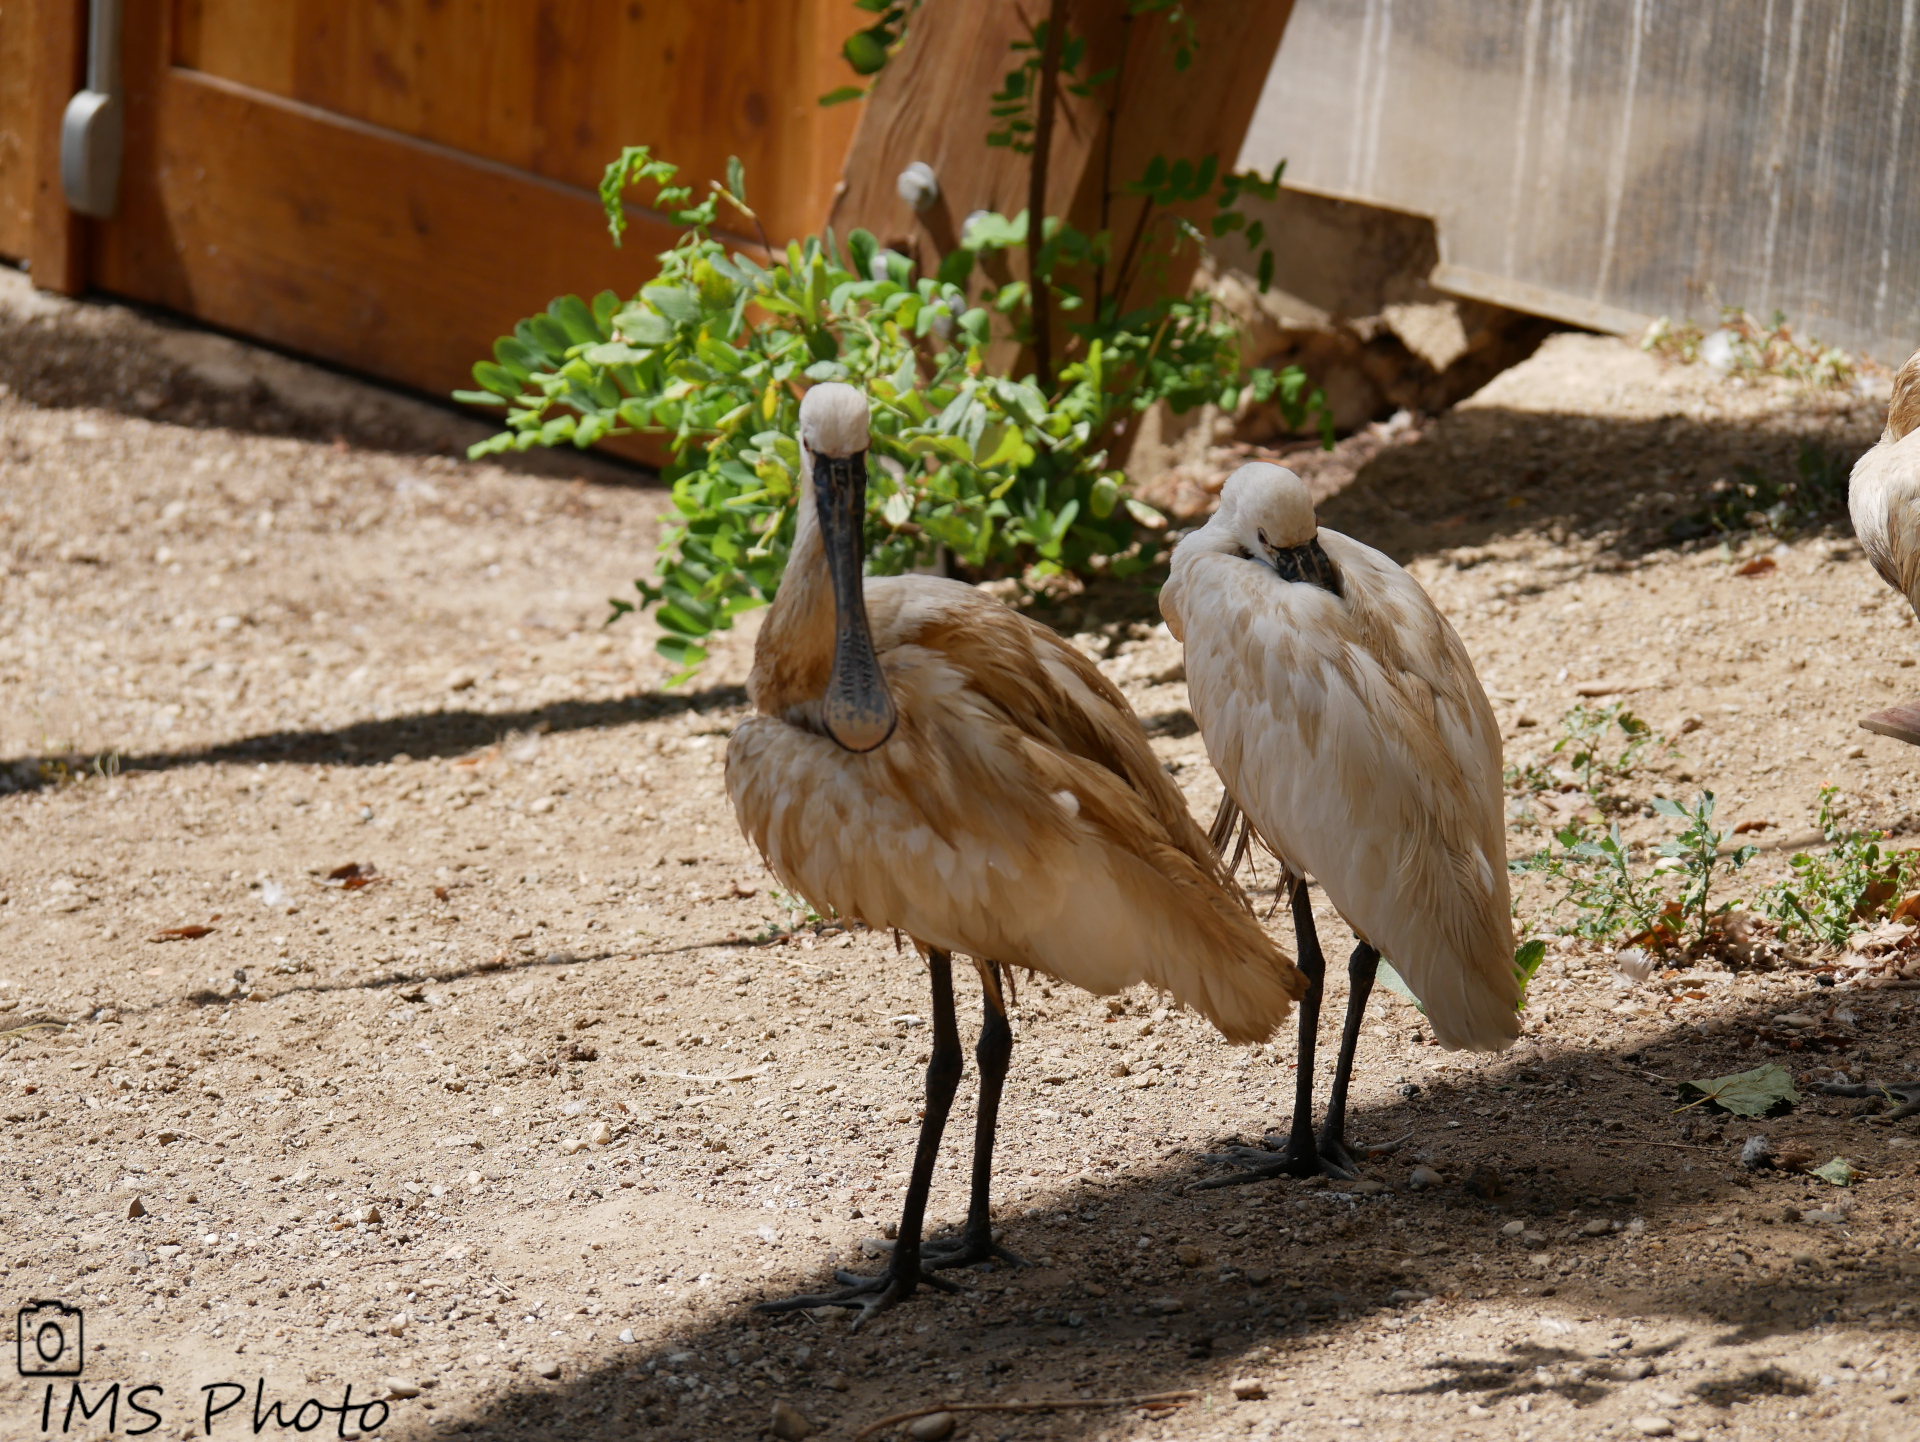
[
  {"left": 20, "top": 0, "right": 88, "bottom": 290},
  {"left": 0, "top": 0, "right": 39, "bottom": 258},
  {"left": 92, "top": 64, "right": 758, "bottom": 453},
  {"left": 172, "top": 0, "right": 865, "bottom": 248}
]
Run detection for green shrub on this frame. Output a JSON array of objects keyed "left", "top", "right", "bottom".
[
  {"left": 456, "top": 148, "right": 1326, "bottom": 677},
  {"left": 1759, "top": 787, "right": 1916, "bottom": 947}
]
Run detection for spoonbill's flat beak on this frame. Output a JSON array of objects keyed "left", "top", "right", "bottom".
[{"left": 815, "top": 445, "right": 897, "bottom": 753}]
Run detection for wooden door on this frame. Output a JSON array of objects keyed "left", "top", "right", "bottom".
[{"left": 13, "top": 1, "right": 862, "bottom": 409}]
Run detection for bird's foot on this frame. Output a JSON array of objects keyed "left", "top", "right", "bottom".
[
  {"left": 922, "top": 1226, "right": 1028, "bottom": 1273},
  {"left": 1195, "top": 1134, "right": 1354, "bottom": 1189},
  {"left": 1818, "top": 1081, "right": 1920, "bottom": 1122},
  {"left": 754, "top": 1257, "right": 960, "bottom": 1331}
]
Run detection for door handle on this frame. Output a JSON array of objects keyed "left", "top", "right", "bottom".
[{"left": 61, "top": 0, "right": 124, "bottom": 218}]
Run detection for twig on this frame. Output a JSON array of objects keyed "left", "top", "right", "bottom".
[
  {"left": 851, "top": 1391, "right": 1198, "bottom": 1441},
  {"left": 1, "top": 1020, "right": 68, "bottom": 1039},
  {"left": 1026, "top": 0, "right": 1067, "bottom": 393},
  {"left": 637, "top": 1066, "right": 766, "bottom": 1084}
]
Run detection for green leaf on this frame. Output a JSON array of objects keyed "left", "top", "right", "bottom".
[
  {"left": 1675, "top": 1063, "right": 1800, "bottom": 1118},
  {"left": 471, "top": 362, "right": 522, "bottom": 399},
  {"left": 844, "top": 27, "right": 889, "bottom": 74},
  {"left": 1811, "top": 1157, "right": 1857, "bottom": 1186},
  {"left": 1374, "top": 959, "right": 1425, "bottom": 1014},
  {"left": 820, "top": 84, "right": 869, "bottom": 106},
  {"left": 644, "top": 285, "right": 703, "bottom": 325},
  {"left": 1513, "top": 938, "right": 1548, "bottom": 1007}
]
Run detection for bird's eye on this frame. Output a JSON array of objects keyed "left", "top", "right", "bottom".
[{"left": 1256, "top": 528, "right": 1269, "bottom": 547}]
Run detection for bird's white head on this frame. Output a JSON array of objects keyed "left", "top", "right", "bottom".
[
  {"left": 1217, "top": 462, "right": 1318, "bottom": 554},
  {"left": 799, "top": 381, "right": 871, "bottom": 461},
  {"left": 796, "top": 383, "right": 896, "bottom": 754}
]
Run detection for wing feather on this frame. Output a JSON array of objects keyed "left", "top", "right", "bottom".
[{"left": 729, "top": 582, "right": 1305, "bottom": 1043}]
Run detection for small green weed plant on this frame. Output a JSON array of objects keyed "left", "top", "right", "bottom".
[
  {"left": 1517, "top": 790, "right": 1756, "bottom": 954},
  {"left": 1641, "top": 307, "right": 1855, "bottom": 388},
  {"left": 1552, "top": 701, "right": 1663, "bottom": 796},
  {"left": 1759, "top": 787, "right": 1916, "bottom": 947}
]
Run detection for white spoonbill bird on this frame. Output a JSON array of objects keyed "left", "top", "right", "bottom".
[
  {"left": 726, "top": 385, "right": 1306, "bottom": 1323},
  {"left": 1849, "top": 349, "right": 1920, "bottom": 746},
  {"left": 1160, "top": 462, "right": 1517, "bottom": 1183}
]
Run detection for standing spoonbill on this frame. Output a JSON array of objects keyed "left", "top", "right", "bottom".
[
  {"left": 1850, "top": 348, "right": 1920, "bottom": 745},
  {"left": 726, "top": 385, "right": 1306, "bottom": 1323},
  {"left": 1160, "top": 462, "right": 1518, "bottom": 1183}
]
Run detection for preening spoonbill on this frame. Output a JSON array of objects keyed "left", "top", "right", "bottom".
[
  {"left": 1160, "top": 462, "right": 1517, "bottom": 1182},
  {"left": 1850, "top": 349, "right": 1920, "bottom": 746},
  {"left": 726, "top": 385, "right": 1306, "bottom": 1322}
]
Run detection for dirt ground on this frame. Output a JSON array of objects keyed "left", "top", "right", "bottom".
[{"left": 2, "top": 262, "right": 1918, "bottom": 1442}]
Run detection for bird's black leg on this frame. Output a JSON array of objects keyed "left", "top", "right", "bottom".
[
  {"left": 756, "top": 949, "right": 965, "bottom": 1328},
  {"left": 1317, "top": 942, "right": 1379, "bottom": 1172},
  {"left": 1198, "top": 881, "right": 1353, "bottom": 1186},
  {"left": 925, "top": 960, "right": 1028, "bottom": 1272}
]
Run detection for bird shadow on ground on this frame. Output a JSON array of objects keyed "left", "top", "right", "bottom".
[
  {"left": 0, "top": 684, "right": 750, "bottom": 793},
  {"left": 374, "top": 979, "right": 1915, "bottom": 1442}
]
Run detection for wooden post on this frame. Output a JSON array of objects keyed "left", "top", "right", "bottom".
[
  {"left": 26, "top": 0, "right": 89, "bottom": 295},
  {"left": 827, "top": 0, "right": 1295, "bottom": 367}
]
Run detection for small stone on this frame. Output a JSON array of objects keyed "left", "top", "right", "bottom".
[
  {"left": 1463, "top": 1166, "right": 1504, "bottom": 1199},
  {"left": 907, "top": 1413, "right": 956, "bottom": 1441},
  {"left": 350, "top": 1204, "right": 381, "bottom": 1225},
  {"left": 126, "top": 1197, "right": 146, "bottom": 1219},
  {"left": 1632, "top": 1416, "right": 1674, "bottom": 1437},
  {"left": 154, "top": 1129, "right": 179, "bottom": 1145},
  {"left": 588, "top": 1120, "right": 613, "bottom": 1146},
  {"left": 885, "top": 1104, "right": 914, "bottom": 1123},
  {"left": 386, "top": 1313, "right": 409, "bottom": 1337},
  {"left": 1389, "top": 1289, "right": 1430, "bottom": 1304},
  {"left": 824, "top": 1373, "right": 850, "bottom": 1392},
  {"left": 384, "top": 1377, "right": 422, "bottom": 1399},
  {"left": 560, "top": 1138, "right": 588, "bottom": 1155},
  {"left": 529, "top": 796, "right": 557, "bottom": 815},
  {"left": 769, "top": 1399, "right": 816, "bottom": 1440},
  {"left": 618, "top": 1329, "right": 635, "bottom": 1344},
  {"left": 532, "top": 1359, "right": 561, "bottom": 1380},
  {"left": 1741, "top": 1135, "right": 1775, "bottom": 1171},
  {"left": 1501, "top": 1220, "right": 1525, "bottom": 1237},
  {"left": 1582, "top": 1218, "right": 1612, "bottom": 1237},
  {"left": 1773, "top": 1013, "right": 1817, "bottom": 1029},
  {"left": 1243, "top": 1267, "right": 1272, "bottom": 1287},
  {"left": 1175, "top": 1244, "right": 1206, "bottom": 1268},
  {"left": 1467, "top": 1404, "right": 1492, "bottom": 1418},
  {"left": 445, "top": 667, "right": 478, "bottom": 692},
  {"left": 1230, "top": 1377, "right": 1267, "bottom": 1400},
  {"left": 1109, "top": 1061, "right": 1130, "bottom": 1078},
  {"left": 1407, "top": 1166, "right": 1443, "bottom": 1191},
  {"left": 1350, "top": 1178, "right": 1387, "bottom": 1196},
  {"left": 1619, "top": 1359, "right": 1655, "bottom": 1380},
  {"left": 1146, "top": 1296, "right": 1186, "bottom": 1315}
]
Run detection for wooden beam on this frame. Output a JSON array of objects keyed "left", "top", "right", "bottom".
[
  {"left": 24, "top": 0, "right": 87, "bottom": 293},
  {"left": 827, "top": 0, "right": 1125, "bottom": 270}
]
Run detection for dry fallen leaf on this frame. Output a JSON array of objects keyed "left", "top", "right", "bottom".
[
  {"left": 1734, "top": 555, "right": 1778, "bottom": 577},
  {"left": 149, "top": 925, "right": 214, "bottom": 942},
  {"left": 1733, "top": 817, "right": 1774, "bottom": 834}
]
